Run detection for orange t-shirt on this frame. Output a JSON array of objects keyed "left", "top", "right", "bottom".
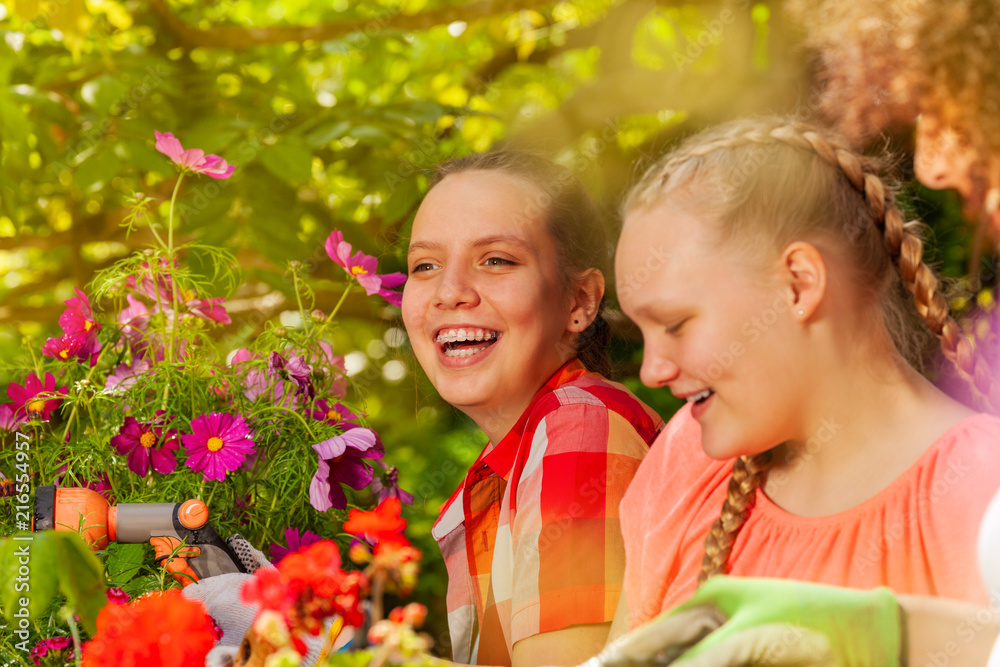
[{"left": 620, "top": 404, "right": 1000, "bottom": 629}]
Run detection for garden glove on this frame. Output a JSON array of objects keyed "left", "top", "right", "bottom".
[
  {"left": 670, "top": 577, "right": 902, "bottom": 667},
  {"left": 578, "top": 606, "right": 726, "bottom": 667},
  {"left": 182, "top": 535, "right": 326, "bottom": 667}
]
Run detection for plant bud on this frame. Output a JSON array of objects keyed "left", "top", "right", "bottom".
[{"left": 311, "top": 309, "right": 327, "bottom": 323}]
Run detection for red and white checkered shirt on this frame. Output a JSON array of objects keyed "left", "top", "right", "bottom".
[{"left": 431, "top": 360, "right": 663, "bottom": 665}]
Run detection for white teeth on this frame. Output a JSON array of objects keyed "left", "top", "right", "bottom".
[
  {"left": 436, "top": 329, "right": 500, "bottom": 343},
  {"left": 444, "top": 346, "right": 489, "bottom": 358},
  {"left": 686, "top": 389, "right": 713, "bottom": 403}
]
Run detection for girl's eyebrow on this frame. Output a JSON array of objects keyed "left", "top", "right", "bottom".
[{"left": 407, "top": 235, "right": 533, "bottom": 257}]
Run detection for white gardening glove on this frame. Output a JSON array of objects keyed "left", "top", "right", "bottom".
[
  {"left": 578, "top": 606, "right": 726, "bottom": 667},
  {"left": 183, "top": 535, "right": 327, "bottom": 667},
  {"left": 675, "top": 624, "right": 835, "bottom": 666}
]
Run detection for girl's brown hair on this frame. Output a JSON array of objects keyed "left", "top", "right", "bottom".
[
  {"left": 430, "top": 149, "right": 613, "bottom": 378},
  {"left": 624, "top": 117, "right": 996, "bottom": 584}
]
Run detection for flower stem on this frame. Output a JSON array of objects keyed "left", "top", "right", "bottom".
[
  {"left": 66, "top": 610, "right": 83, "bottom": 667},
  {"left": 291, "top": 266, "right": 308, "bottom": 333},
  {"left": 313, "top": 282, "right": 352, "bottom": 341},
  {"left": 166, "top": 172, "right": 186, "bottom": 260}
]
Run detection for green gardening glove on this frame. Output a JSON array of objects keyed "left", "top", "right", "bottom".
[{"left": 670, "top": 576, "right": 902, "bottom": 667}]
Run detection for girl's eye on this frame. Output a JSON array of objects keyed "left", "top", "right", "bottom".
[
  {"left": 411, "top": 262, "right": 439, "bottom": 273},
  {"left": 667, "top": 319, "right": 688, "bottom": 335},
  {"left": 484, "top": 257, "right": 515, "bottom": 267}
]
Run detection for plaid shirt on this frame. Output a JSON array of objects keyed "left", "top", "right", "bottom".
[{"left": 431, "top": 360, "right": 663, "bottom": 665}]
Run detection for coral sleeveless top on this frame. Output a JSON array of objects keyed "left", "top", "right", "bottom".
[{"left": 621, "top": 404, "right": 1000, "bottom": 629}]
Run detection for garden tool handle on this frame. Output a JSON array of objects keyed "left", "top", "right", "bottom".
[{"left": 151, "top": 535, "right": 202, "bottom": 586}]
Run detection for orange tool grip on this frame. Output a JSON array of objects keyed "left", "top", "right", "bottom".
[{"left": 150, "top": 536, "right": 202, "bottom": 587}]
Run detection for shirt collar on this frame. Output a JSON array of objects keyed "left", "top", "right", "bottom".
[{"left": 478, "top": 358, "right": 589, "bottom": 481}]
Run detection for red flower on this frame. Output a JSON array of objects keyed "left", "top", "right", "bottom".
[
  {"left": 241, "top": 540, "right": 369, "bottom": 635},
  {"left": 343, "top": 497, "right": 406, "bottom": 543},
  {"left": 81, "top": 590, "right": 216, "bottom": 667}
]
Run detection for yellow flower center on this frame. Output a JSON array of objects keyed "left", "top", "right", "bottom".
[
  {"left": 326, "top": 410, "right": 341, "bottom": 422},
  {"left": 84, "top": 320, "right": 93, "bottom": 331},
  {"left": 139, "top": 432, "right": 157, "bottom": 448},
  {"left": 182, "top": 289, "right": 195, "bottom": 302},
  {"left": 58, "top": 350, "right": 69, "bottom": 359},
  {"left": 350, "top": 266, "right": 368, "bottom": 276},
  {"left": 206, "top": 436, "right": 225, "bottom": 452},
  {"left": 28, "top": 400, "right": 45, "bottom": 413}
]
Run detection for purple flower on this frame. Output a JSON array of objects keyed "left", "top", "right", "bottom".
[
  {"left": 371, "top": 465, "right": 414, "bottom": 505},
  {"left": 111, "top": 415, "right": 179, "bottom": 477},
  {"left": 104, "top": 357, "right": 151, "bottom": 395},
  {"left": 182, "top": 413, "right": 256, "bottom": 482},
  {"left": 301, "top": 341, "right": 348, "bottom": 398},
  {"left": 105, "top": 587, "right": 130, "bottom": 604},
  {"left": 309, "top": 428, "right": 385, "bottom": 512},
  {"left": 268, "top": 351, "right": 314, "bottom": 400},
  {"left": 310, "top": 398, "right": 359, "bottom": 428},
  {"left": 0, "top": 403, "right": 25, "bottom": 432},
  {"left": 155, "top": 131, "right": 235, "bottom": 179},
  {"left": 324, "top": 229, "right": 407, "bottom": 306},
  {"left": 231, "top": 349, "right": 297, "bottom": 407},
  {"left": 28, "top": 636, "right": 73, "bottom": 665},
  {"left": 269, "top": 527, "right": 324, "bottom": 564},
  {"left": 7, "top": 372, "right": 67, "bottom": 421}
]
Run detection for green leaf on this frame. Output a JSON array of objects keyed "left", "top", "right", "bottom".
[
  {"left": 53, "top": 532, "right": 106, "bottom": 634},
  {"left": 381, "top": 176, "right": 421, "bottom": 227},
  {"left": 105, "top": 542, "right": 145, "bottom": 585},
  {"left": 305, "top": 120, "right": 351, "bottom": 148},
  {"left": 257, "top": 140, "right": 313, "bottom": 185},
  {"left": 74, "top": 148, "right": 122, "bottom": 192}
]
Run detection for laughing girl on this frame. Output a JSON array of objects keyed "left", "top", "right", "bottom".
[{"left": 402, "top": 151, "right": 662, "bottom": 667}]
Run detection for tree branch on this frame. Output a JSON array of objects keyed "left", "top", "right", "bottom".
[{"left": 146, "top": 0, "right": 561, "bottom": 50}]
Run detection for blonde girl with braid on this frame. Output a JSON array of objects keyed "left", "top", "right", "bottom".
[{"left": 603, "top": 117, "right": 1000, "bottom": 665}]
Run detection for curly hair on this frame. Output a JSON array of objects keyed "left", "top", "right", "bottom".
[{"left": 624, "top": 117, "right": 996, "bottom": 583}]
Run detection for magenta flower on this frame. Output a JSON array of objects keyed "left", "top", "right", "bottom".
[
  {"left": 28, "top": 636, "right": 73, "bottom": 665},
  {"left": 105, "top": 587, "right": 130, "bottom": 604},
  {"left": 59, "top": 287, "right": 100, "bottom": 334},
  {"left": 7, "top": 372, "right": 66, "bottom": 421},
  {"left": 324, "top": 229, "right": 407, "bottom": 306},
  {"left": 310, "top": 398, "right": 359, "bottom": 428},
  {"left": 269, "top": 527, "right": 324, "bottom": 564},
  {"left": 309, "top": 427, "right": 385, "bottom": 512},
  {"left": 111, "top": 415, "right": 179, "bottom": 477},
  {"left": 42, "top": 330, "right": 100, "bottom": 366},
  {"left": 372, "top": 465, "right": 414, "bottom": 505},
  {"left": 182, "top": 413, "right": 256, "bottom": 482},
  {"left": 155, "top": 131, "right": 235, "bottom": 179}
]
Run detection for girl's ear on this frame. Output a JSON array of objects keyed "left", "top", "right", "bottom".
[
  {"left": 567, "top": 268, "right": 605, "bottom": 333},
  {"left": 780, "top": 242, "right": 827, "bottom": 320}
]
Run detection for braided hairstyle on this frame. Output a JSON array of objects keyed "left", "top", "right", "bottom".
[
  {"left": 431, "top": 150, "right": 614, "bottom": 378},
  {"left": 623, "top": 117, "right": 996, "bottom": 584}
]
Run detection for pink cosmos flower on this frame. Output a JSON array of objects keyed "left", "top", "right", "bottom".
[
  {"left": 309, "top": 428, "right": 384, "bottom": 512},
  {"left": 269, "top": 527, "right": 324, "bottom": 564},
  {"left": 185, "top": 296, "right": 231, "bottom": 325},
  {"left": 42, "top": 331, "right": 100, "bottom": 366},
  {"left": 118, "top": 293, "right": 151, "bottom": 351},
  {"left": 7, "top": 372, "right": 67, "bottom": 421},
  {"left": 310, "top": 398, "right": 359, "bottom": 428},
  {"left": 111, "top": 415, "right": 179, "bottom": 477},
  {"left": 59, "top": 287, "right": 99, "bottom": 334},
  {"left": 371, "top": 464, "right": 414, "bottom": 505},
  {"left": 104, "top": 357, "right": 151, "bottom": 395},
  {"left": 0, "top": 403, "right": 23, "bottom": 432},
  {"left": 324, "top": 229, "right": 406, "bottom": 306},
  {"left": 182, "top": 413, "right": 256, "bottom": 482},
  {"left": 155, "top": 131, "right": 235, "bottom": 179}
]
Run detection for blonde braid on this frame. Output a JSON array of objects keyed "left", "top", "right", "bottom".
[{"left": 629, "top": 119, "right": 997, "bottom": 586}]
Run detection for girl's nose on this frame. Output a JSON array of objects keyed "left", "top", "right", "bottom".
[
  {"left": 640, "top": 339, "right": 681, "bottom": 389},
  {"left": 434, "top": 266, "right": 480, "bottom": 310}
]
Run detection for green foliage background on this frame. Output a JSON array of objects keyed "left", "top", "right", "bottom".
[{"left": 0, "top": 0, "right": 993, "bottom": 656}]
